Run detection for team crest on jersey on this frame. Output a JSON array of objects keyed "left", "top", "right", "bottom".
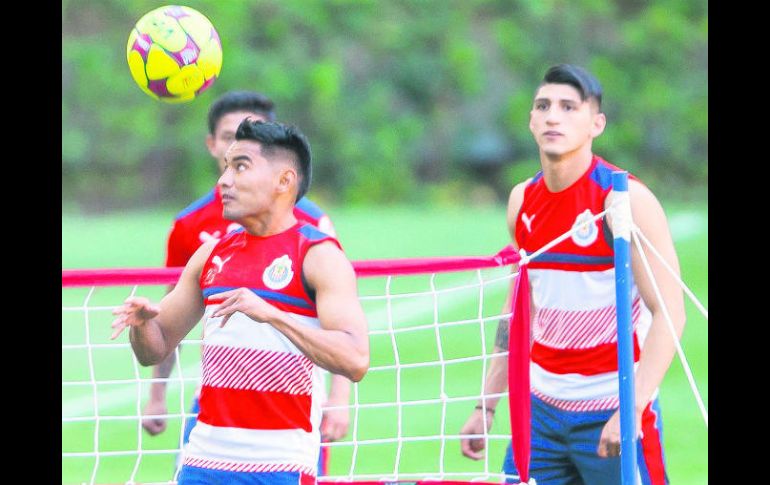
[
  {"left": 571, "top": 209, "right": 599, "bottom": 247},
  {"left": 263, "top": 255, "right": 294, "bottom": 290}
]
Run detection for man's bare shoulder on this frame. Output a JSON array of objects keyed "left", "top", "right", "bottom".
[
  {"left": 604, "top": 178, "right": 660, "bottom": 209},
  {"left": 507, "top": 178, "right": 533, "bottom": 217},
  {"left": 510, "top": 178, "right": 533, "bottom": 203},
  {"left": 305, "top": 240, "right": 346, "bottom": 268},
  {"left": 506, "top": 177, "right": 534, "bottom": 247},
  {"left": 185, "top": 240, "right": 218, "bottom": 274}
]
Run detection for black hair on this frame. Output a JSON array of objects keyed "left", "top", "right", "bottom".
[
  {"left": 541, "top": 64, "right": 603, "bottom": 110},
  {"left": 207, "top": 91, "right": 276, "bottom": 134},
  {"left": 234, "top": 120, "right": 312, "bottom": 202}
]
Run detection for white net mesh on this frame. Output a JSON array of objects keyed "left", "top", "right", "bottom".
[{"left": 62, "top": 262, "right": 518, "bottom": 484}]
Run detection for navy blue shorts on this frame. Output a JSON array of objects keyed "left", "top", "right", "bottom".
[{"left": 503, "top": 394, "right": 668, "bottom": 485}]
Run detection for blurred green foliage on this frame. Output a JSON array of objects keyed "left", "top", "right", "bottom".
[{"left": 62, "top": 0, "right": 707, "bottom": 212}]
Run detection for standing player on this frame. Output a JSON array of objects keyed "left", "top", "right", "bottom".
[
  {"left": 141, "top": 91, "right": 350, "bottom": 474},
  {"left": 112, "top": 119, "right": 369, "bottom": 484},
  {"left": 460, "top": 64, "right": 686, "bottom": 485}
]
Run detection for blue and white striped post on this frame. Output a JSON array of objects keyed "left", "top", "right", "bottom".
[{"left": 611, "top": 171, "right": 637, "bottom": 485}]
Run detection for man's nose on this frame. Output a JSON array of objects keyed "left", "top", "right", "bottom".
[
  {"left": 545, "top": 108, "right": 561, "bottom": 124},
  {"left": 217, "top": 167, "right": 233, "bottom": 187}
]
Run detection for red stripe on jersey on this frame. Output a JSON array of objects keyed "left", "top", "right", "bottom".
[
  {"left": 197, "top": 386, "right": 312, "bottom": 431},
  {"left": 532, "top": 337, "right": 640, "bottom": 375},
  {"left": 640, "top": 403, "right": 668, "bottom": 485},
  {"left": 201, "top": 346, "right": 313, "bottom": 394}
]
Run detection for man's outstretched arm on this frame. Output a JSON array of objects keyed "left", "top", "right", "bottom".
[{"left": 111, "top": 242, "right": 212, "bottom": 365}]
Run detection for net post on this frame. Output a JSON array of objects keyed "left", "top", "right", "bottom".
[{"left": 611, "top": 171, "right": 638, "bottom": 485}]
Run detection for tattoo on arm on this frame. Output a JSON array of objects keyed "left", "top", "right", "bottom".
[{"left": 495, "top": 317, "right": 510, "bottom": 350}]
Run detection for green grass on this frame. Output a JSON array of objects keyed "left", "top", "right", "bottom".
[{"left": 62, "top": 203, "right": 707, "bottom": 484}]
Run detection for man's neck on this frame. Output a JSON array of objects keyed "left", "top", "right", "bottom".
[
  {"left": 240, "top": 204, "right": 298, "bottom": 237},
  {"left": 539, "top": 146, "right": 594, "bottom": 193}
]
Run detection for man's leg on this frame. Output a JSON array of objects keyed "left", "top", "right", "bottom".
[
  {"left": 565, "top": 406, "right": 620, "bottom": 485},
  {"left": 503, "top": 394, "right": 582, "bottom": 485},
  {"left": 567, "top": 399, "right": 669, "bottom": 485}
]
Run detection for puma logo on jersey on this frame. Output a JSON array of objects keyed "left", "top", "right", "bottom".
[
  {"left": 212, "top": 255, "right": 232, "bottom": 273},
  {"left": 199, "top": 230, "right": 222, "bottom": 244},
  {"left": 521, "top": 212, "right": 536, "bottom": 232}
]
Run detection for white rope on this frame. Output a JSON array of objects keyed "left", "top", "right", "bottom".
[
  {"left": 128, "top": 346, "right": 144, "bottom": 484},
  {"left": 430, "top": 273, "right": 448, "bottom": 477},
  {"left": 476, "top": 269, "right": 492, "bottom": 478},
  {"left": 173, "top": 343, "right": 186, "bottom": 483},
  {"left": 518, "top": 207, "right": 611, "bottom": 266},
  {"left": 63, "top": 376, "right": 199, "bottom": 387},
  {"left": 633, "top": 226, "right": 708, "bottom": 319},
  {"left": 347, "top": 357, "right": 362, "bottom": 480},
  {"left": 357, "top": 270, "right": 513, "bottom": 301},
  {"left": 387, "top": 274, "right": 404, "bottom": 477},
  {"left": 83, "top": 286, "right": 100, "bottom": 485},
  {"left": 631, "top": 228, "right": 709, "bottom": 427}
]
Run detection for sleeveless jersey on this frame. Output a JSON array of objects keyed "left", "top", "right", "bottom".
[
  {"left": 165, "top": 185, "right": 330, "bottom": 267},
  {"left": 182, "top": 222, "right": 341, "bottom": 476},
  {"left": 515, "top": 155, "right": 653, "bottom": 412}
]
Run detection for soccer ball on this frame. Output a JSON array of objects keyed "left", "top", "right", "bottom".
[{"left": 126, "top": 5, "right": 222, "bottom": 103}]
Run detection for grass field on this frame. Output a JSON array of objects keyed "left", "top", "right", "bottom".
[{"left": 62, "top": 203, "right": 707, "bottom": 484}]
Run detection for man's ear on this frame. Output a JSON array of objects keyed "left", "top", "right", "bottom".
[
  {"left": 591, "top": 111, "right": 607, "bottom": 138},
  {"left": 276, "top": 165, "right": 298, "bottom": 195}
]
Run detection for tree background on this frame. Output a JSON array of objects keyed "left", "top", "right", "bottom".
[{"left": 62, "top": 0, "right": 707, "bottom": 213}]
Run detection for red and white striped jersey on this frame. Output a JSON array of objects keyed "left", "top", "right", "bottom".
[
  {"left": 515, "top": 155, "right": 652, "bottom": 412},
  {"left": 182, "top": 222, "right": 341, "bottom": 476}
]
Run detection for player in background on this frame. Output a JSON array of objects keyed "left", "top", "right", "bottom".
[
  {"left": 459, "top": 64, "right": 685, "bottom": 485},
  {"left": 112, "top": 119, "right": 369, "bottom": 484},
  {"left": 141, "top": 91, "right": 350, "bottom": 475}
]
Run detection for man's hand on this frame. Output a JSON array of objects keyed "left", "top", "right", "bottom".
[
  {"left": 111, "top": 297, "right": 161, "bottom": 340},
  {"left": 320, "top": 402, "right": 350, "bottom": 442},
  {"left": 209, "top": 288, "right": 282, "bottom": 327},
  {"left": 597, "top": 407, "right": 643, "bottom": 458},
  {"left": 460, "top": 408, "right": 495, "bottom": 460},
  {"left": 141, "top": 398, "right": 168, "bottom": 436}
]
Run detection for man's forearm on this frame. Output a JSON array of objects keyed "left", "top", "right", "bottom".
[
  {"left": 633, "top": 312, "right": 685, "bottom": 409},
  {"left": 129, "top": 320, "right": 171, "bottom": 366},
  {"left": 326, "top": 373, "right": 351, "bottom": 405},
  {"left": 474, "top": 316, "right": 511, "bottom": 410},
  {"left": 269, "top": 312, "right": 368, "bottom": 382},
  {"left": 149, "top": 349, "right": 179, "bottom": 401}
]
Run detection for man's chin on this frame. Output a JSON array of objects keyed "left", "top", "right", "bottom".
[{"left": 222, "top": 210, "right": 240, "bottom": 222}]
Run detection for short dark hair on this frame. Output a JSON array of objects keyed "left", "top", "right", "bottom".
[
  {"left": 207, "top": 91, "right": 277, "bottom": 134},
  {"left": 541, "top": 64, "right": 603, "bottom": 110},
  {"left": 235, "top": 120, "right": 312, "bottom": 202}
]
